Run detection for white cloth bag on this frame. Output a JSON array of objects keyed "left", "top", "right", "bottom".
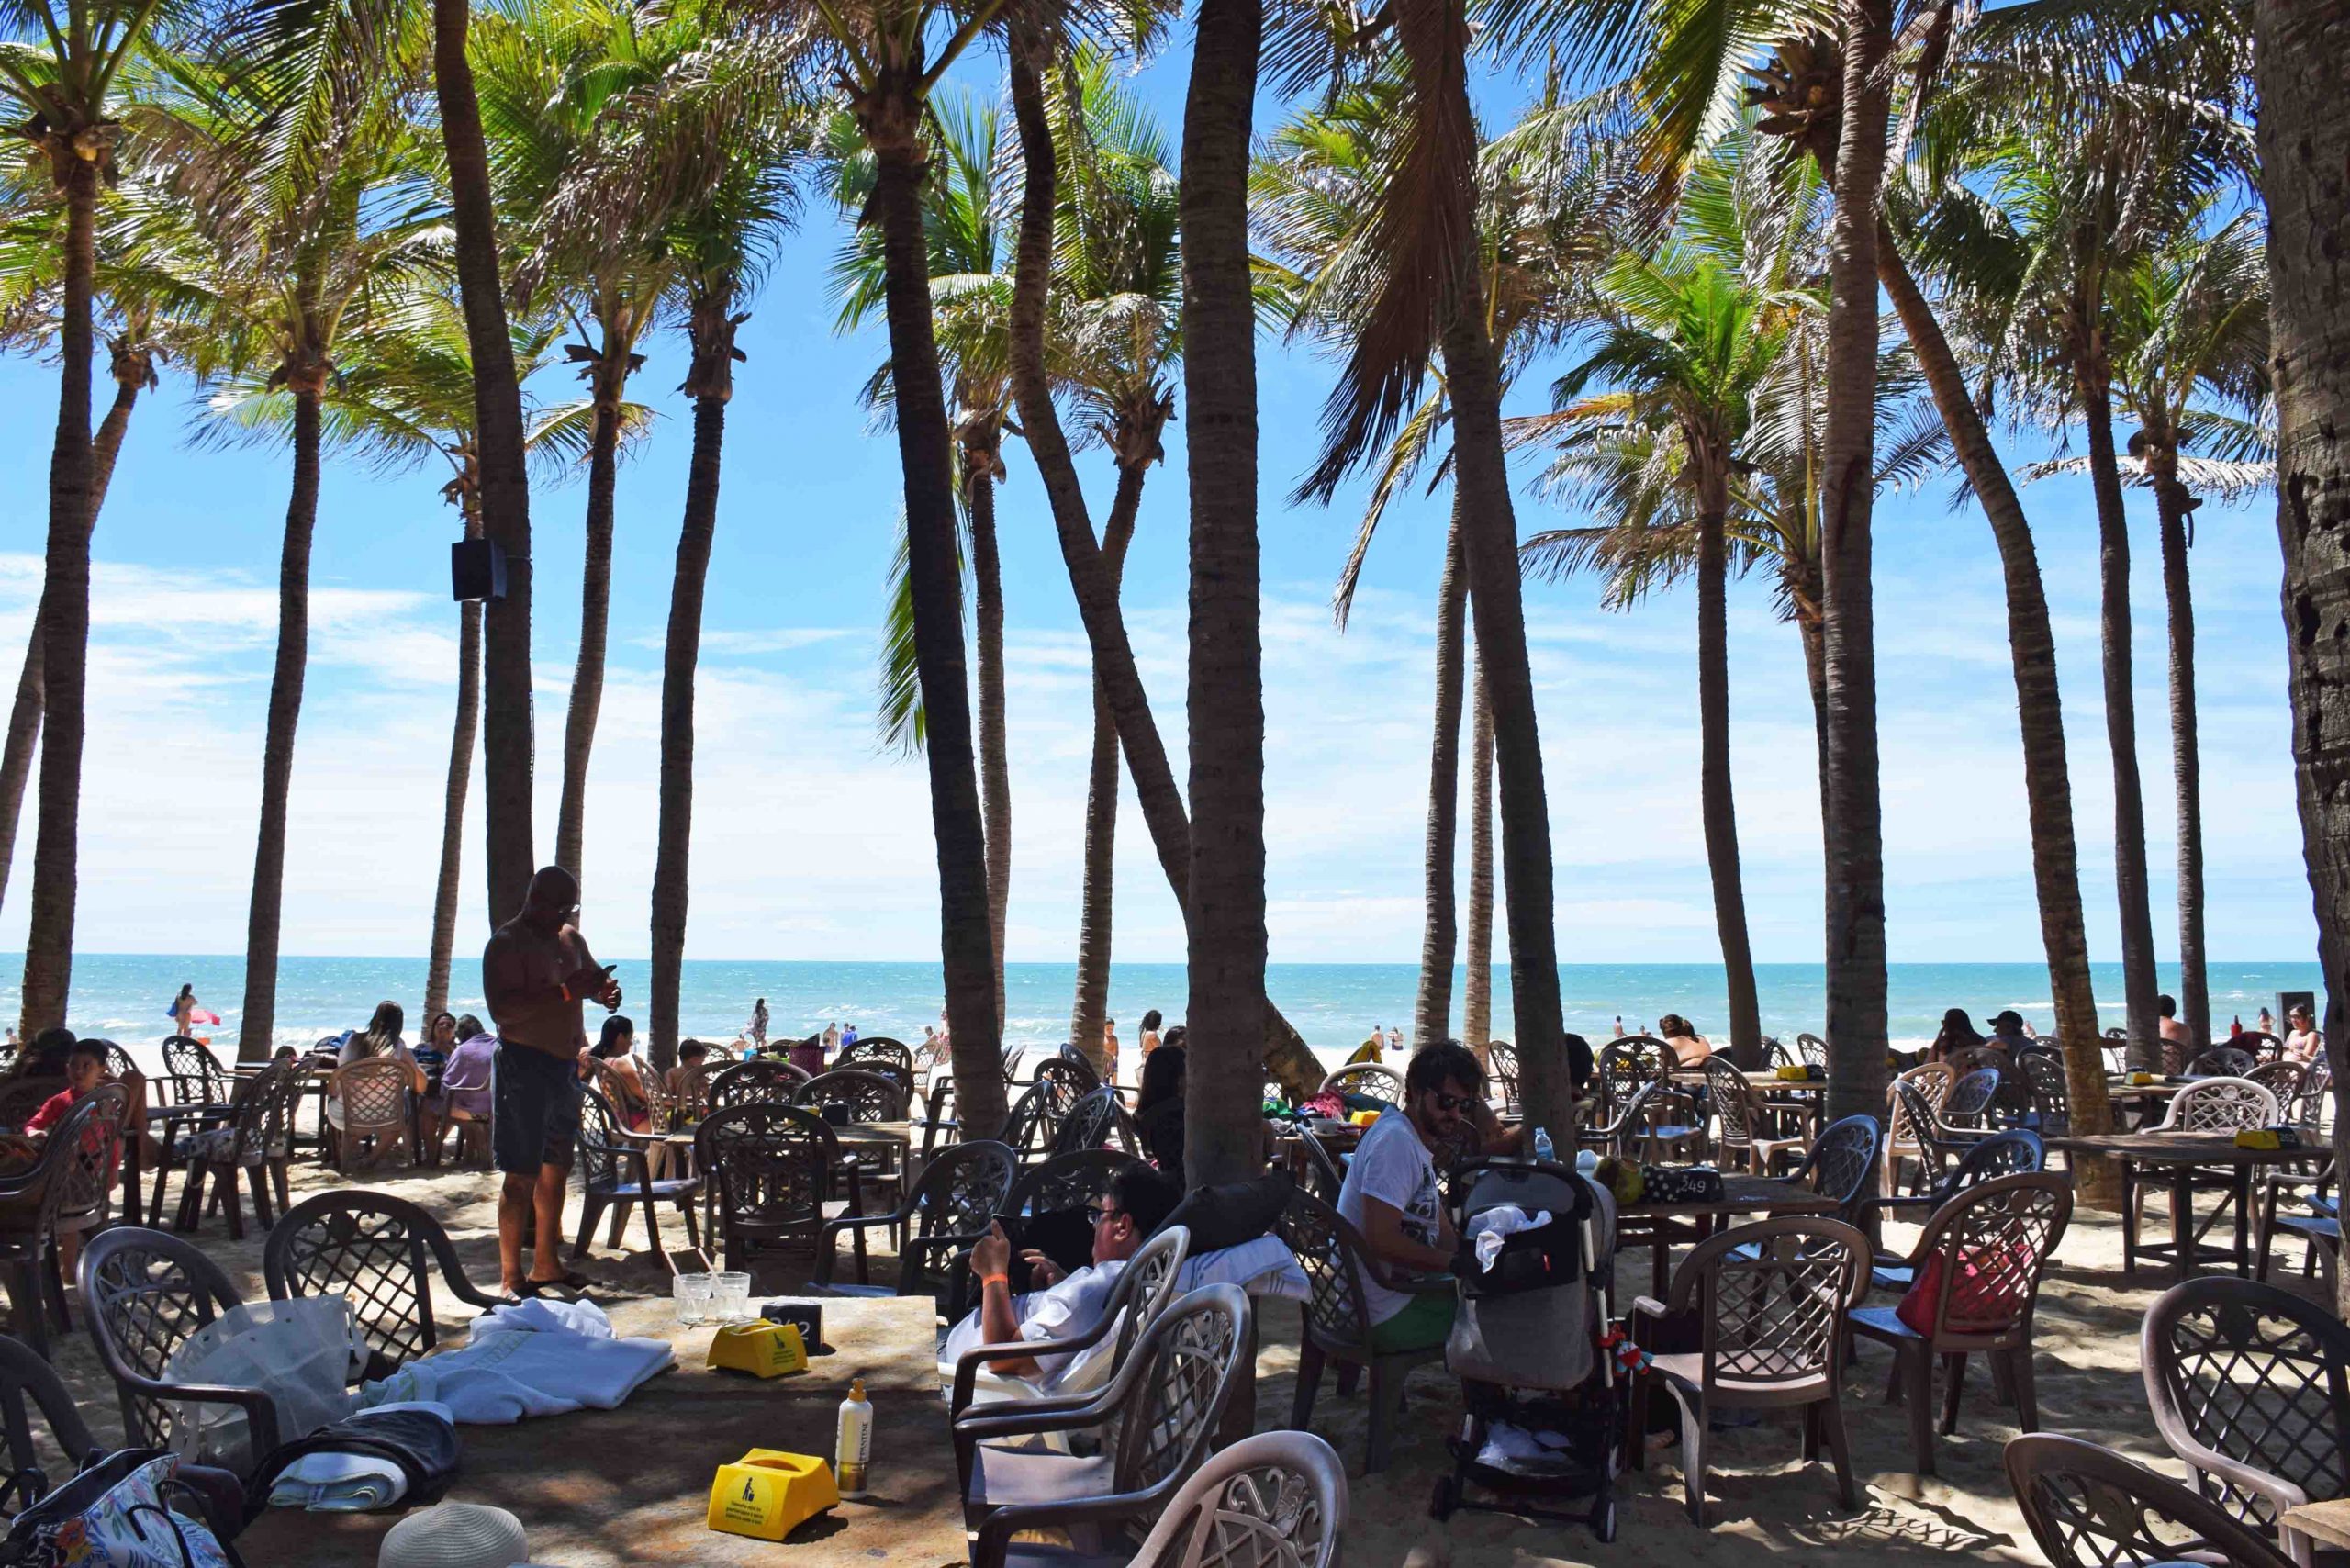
[{"left": 162, "top": 1296, "right": 366, "bottom": 1473}]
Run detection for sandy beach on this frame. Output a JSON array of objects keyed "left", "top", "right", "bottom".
[{"left": 26, "top": 1137, "right": 2329, "bottom": 1568}]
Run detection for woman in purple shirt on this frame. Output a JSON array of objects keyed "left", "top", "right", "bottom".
[{"left": 422, "top": 1014, "right": 498, "bottom": 1161}]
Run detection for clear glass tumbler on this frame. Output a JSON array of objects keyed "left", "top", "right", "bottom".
[
  {"left": 712, "top": 1271, "right": 754, "bottom": 1323},
  {"left": 673, "top": 1271, "right": 715, "bottom": 1327}
]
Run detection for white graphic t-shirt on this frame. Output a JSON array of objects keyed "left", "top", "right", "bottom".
[{"left": 1337, "top": 1111, "right": 1440, "bottom": 1326}]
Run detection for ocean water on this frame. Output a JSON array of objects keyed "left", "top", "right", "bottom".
[{"left": 4, "top": 953, "right": 2323, "bottom": 1078}]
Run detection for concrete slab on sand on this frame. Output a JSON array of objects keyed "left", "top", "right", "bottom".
[{"left": 237, "top": 1295, "right": 962, "bottom": 1567}]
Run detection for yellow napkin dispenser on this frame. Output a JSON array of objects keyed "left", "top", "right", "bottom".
[
  {"left": 708, "top": 1449, "right": 839, "bottom": 1540},
  {"left": 2128, "top": 1071, "right": 2158, "bottom": 1085},
  {"left": 2234, "top": 1128, "right": 2282, "bottom": 1150},
  {"left": 706, "top": 1321, "right": 809, "bottom": 1379},
  {"left": 1348, "top": 1109, "right": 1380, "bottom": 1127},
  {"left": 1774, "top": 1064, "right": 1807, "bottom": 1081}
]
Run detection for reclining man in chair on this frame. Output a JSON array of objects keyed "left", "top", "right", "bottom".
[
  {"left": 948, "top": 1161, "right": 1181, "bottom": 1385},
  {"left": 1338, "top": 1040, "right": 1519, "bottom": 1356}
]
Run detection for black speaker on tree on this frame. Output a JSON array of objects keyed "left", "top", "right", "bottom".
[{"left": 452, "top": 539, "right": 508, "bottom": 602}]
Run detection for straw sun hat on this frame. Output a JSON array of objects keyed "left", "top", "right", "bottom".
[{"left": 377, "top": 1503, "right": 531, "bottom": 1568}]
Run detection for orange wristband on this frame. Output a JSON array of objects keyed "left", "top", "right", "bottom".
[{"left": 979, "top": 1271, "right": 1010, "bottom": 1291}]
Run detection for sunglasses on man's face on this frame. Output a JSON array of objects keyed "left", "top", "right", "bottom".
[
  {"left": 1083, "top": 1204, "right": 1126, "bottom": 1226},
  {"left": 1430, "top": 1091, "right": 1477, "bottom": 1113}
]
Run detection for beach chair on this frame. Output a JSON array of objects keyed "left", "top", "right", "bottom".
[
  {"left": 957, "top": 1283, "right": 1250, "bottom": 1567},
  {"left": 1628, "top": 1215, "right": 1871, "bottom": 1525},
  {"left": 1750, "top": 1115, "right": 1882, "bottom": 1241},
  {"left": 1485, "top": 1041, "right": 1520, "bottom": 1114},
  {"left": 0, "top": 1093, "right": 118, "bottom": 1356},
  {"left": 2157, "top": 1075, "right": 2280, "bottom": 1131},
  {"left": 1860, "top": 1129, "right": 2045, "bottom": 1260},
  {"left": 576, "top": 1088, "right": 703, "bottom": 1270},
  {"left": 696, "top": 1102, "right": 844, "bottom": 1270},
  {"left": 1891, "top": 1079, "right": 1997, "bottom": 1195},
  {"left": 324, "top": 1058, "right": 414, "bottom": 1171},
  {"left": 947, "top": 1223, "right": 1192, "bottom": 1420},
  {"left": 2015, "top": 1050, "right": 2070, "bottom": 1135},
  {"left": 1849, "top": 1172, "right": 2073, "bottom": 1475},
  {"left": 0, "top": 1333, "right": 96, "bottom": 1515},
  {"left": 2006, "top": 1432, "right": 2296, "bottom": 1568},
  {"left": 1275, "top": 1184, "right": 1450, "bottom": 1473},
  {"left": 1001, "top": 1077, "right": 1084, "bottom": 1167},
  {"left": 816, "top": 1139, "right": 1015, "bottom": 1305},
  {"left": 79, "top": 1226, "right": 280, "bottom": 1467},
  {"left": 707, "top": 1058, "right": 811, "bottom": 1110},
  {"left": 264, "top": 1189, "right": 501, "bottom": 1378},
  {"left": 171, "top": 1060, "right": 299, "bottom": 1239},
  {"left": 2142, "top": 1275, "right": 2350, "bottom": 1562},
  {"left": 1595, "top": 1036, "right": 1675, "bottom": 1124}
]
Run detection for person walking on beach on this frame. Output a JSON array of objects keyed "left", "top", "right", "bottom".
[
  {"left": 170, "top": 984, "right": 198, "bottom": 1037},
  {"left": 1386, "top": 1024, "right": 1403, "bottom": 1056},
  {"left": 841, "top": 1022, "right": 859, "bottom": 1050},
  {"left": 484, "top": 866, "right": 619, "bottom": 1300},
  {"left": 822, "top": 1022, "right": 840, "bottom": 1058},
  {"left": 745, "top": 998, "right": 769, "bottom": 1049},
  {"left": 1102, "top": 1019, "right": 1120, "bottom": 1084},
  {"left": 1348, "top": 1025, "right": 1385, "bottom": 1066},
  {"left": 1137, "top": 1010, "right": 1163, "bottom": 1061}
]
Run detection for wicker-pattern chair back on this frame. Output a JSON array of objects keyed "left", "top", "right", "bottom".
[
  {"left": 1273, "top": 1186, "right": 1376, "bottom": 1358},
  {"left": 707, "top": 1058, "right": 811, "bottom": 1110},
  {"left": 162, "top": 1036, "right": 233, "bottom": 1105},
  {"left": 791, "top": 1069, "right": 909, "bottom": 1124},
  {"left": 2158, "top": 1077, "right": 2279, "bottom": 1132},
  {"left": 50, "top": 1084, "right": 127, "bottom": 1234},
  {"left": 2143, "top": 1276, "right": 2350, "bottom": 1531},
  {"left": 1127, "top": 1429, "right": 1346, "bottom": 1568},
  {"left": 1790, "top": 1114, "right": 1883, "bottom": 1219},
  {"left": 1596, "top": 1036, "right": 1674, "bottom": 1118},
  {"left": 2186, "top": 1047, "right": 2257, "bottom": 1079},
  {"left": 328, "top": 1058, "right": 412, "bottom": 1167},
  {"left": 1002, "top": 1148, "right": 1131, "bottom": 1219},
  {"left": 1904, "top": 1172, "right": 2073, "bottom": 1345},
  {"left": 695, "top": 1103, "right": 840, "bottom": 1256},
  {"left": 79, "top": 1226, "right": 248, "bottom": 1451},
  {"left": 1107, "top": 1284, "right": 1248, "bottom": 1498},
  {"left": 0, "top": 1080, "right": 63, "bottom": 1131},
  {"left": 1050, "top": 1086, "right": 1138, "bottom": 1157},
  {"left": 263, "top": 1190, "right": 500, "bottom": 1374},
  {"left": 0, "top": 1333, "right": 95, "bottom": 1509},
  {"left": 1942, "top": 1067, "right": 2002, "bottom": 1127},
  {"left": 1321, "top": 1064, "right": 1402, "bottom": 1104},
  {"left": 2005, "top": 1432, "right": 2295, "bottom": 1568},
  {"left": 1668, "top": 1217, "right": 1868, "bottom": 1391}
]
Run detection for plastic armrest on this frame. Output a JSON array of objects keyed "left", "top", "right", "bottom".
[
  {"left": 949, "top": 1318, "right": 1117, "bottom": 1418},
  {"left": 1629, "top": 1294, "right": 1667, "bottom": 1324},
  {"left": 133, "top": 1379, "right": 284, "bottom": 1465},
  {"left": 2164, "top": 1432, "right": 2311, "bottom": 1518},
  {"left": 971, "top": 1481, "right": 1176, "bottom": 1568}
]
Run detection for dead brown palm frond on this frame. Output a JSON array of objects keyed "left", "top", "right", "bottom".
[{"left": 1294, "top": 0, "right": 1481, "bottom": 503}]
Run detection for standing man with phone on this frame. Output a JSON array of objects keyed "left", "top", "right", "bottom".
[{"left": 484, "top": 865, "right": 621, "bottom": 1299}]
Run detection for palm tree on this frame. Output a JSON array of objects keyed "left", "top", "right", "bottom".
[
  {"left": 999, "top": 20, "right": 1324, "bottom": 1104},
  {"left": 434, "top": 0, "right": 537, "bottom": 925},
  {"left": 2108, "top": 215, "right": 2269, "bottom": 1053},
  {"left": 793, "top": 0, "right": 1010, "bottom": 1135},
  {"left": 828, "top": 91, "right": 1016, "bottom": 1032},
  {"left": 160, "top": 15, "right": 443, "bottom": 1059},
  {"left": 0, "top": 0, "right": 190, "bottom": 1036},
  {"left": 1462, "top": 656, "right": 1494, "bottom": 1049},
  {"left": 2252, "top": 0, "right": 2350, "bottom": 1318}
]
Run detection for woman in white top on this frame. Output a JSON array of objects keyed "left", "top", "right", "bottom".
[
  {"left": 2285, "top": 1004, "right": 2324, "bottom": 1064},
  {"left": 330, "top": 1000, "right": 425, "bottom": 1129}
]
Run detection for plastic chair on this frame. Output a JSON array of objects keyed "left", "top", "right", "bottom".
[
  {"left": 1629, "top": 1215, "right": 1871, "bottom": 1524},
  {"left": 1050, "top": 1087, "right": 1139, "bottom": 1158},
  {"left": 1884, "top": 1063, "right": 1955, "bottom": 1192},
  {"left": 0, "top": 1333, "right": 96, "bottom": 1516},
  {"left": 793, "top": 1068, "right": 911, "bottom": 1124},
  {"left": 1274, "top": 1184, "right": 1449, "bottom": 1474},
  {"left": 1321, "top": 1065, "right": 1402, "bottom": 1104},
  {"left": 172, "top": 1060, "right": 299, "bottom": 1239},
  {"left": 1768, "top": 1114, "right": 1883, "bottom": 1232},
  {"left": 324, "top": 1058, "right": 413, "bottom": 1171},
  {"left": 916, "top": 1075, "right": 961, "bottom": 1158},
  {"left": 958, "top": 1283, "right": 1251, "bottom": 1568},
  {"left": 1034, "top": 1055, "right": 1100, "bottom": 1100},
  {"left": 2156, "top": 1076, "right": 2280, "bottom": 1131},
  {"left": 948, "top": 1223, "right": 1192, "bottom": 1420},
  {"left": 2006, "top": 1432, "right": 2296, "bottom": 1568},
  {"left": 0, "top": 1094, "right": 114, "bottom": 1356},
  {"left": 706, "top": 1058, "right": 811, "bottom": 1110},
  {"left": 1849, "top": 1172, "right": 2074, "bottom": 1475},
  {"left": 999, "top": 1045, "right": 1026, "bottom": 1085},
  {"left": 0, "top": 1081, "right": 62, "bottom": 1132},
  {"left": 990, "top": 1428, "right": 1346, "bottom": 1568},
  {"left": 2016, "top": 1050, "right": 2071, "bottom": 1136},
  {"left": 2142, "top": 1276, "right": 2350, "bottom": 1555},
  {"left": 1941, "top": 1067, "right": 2002, "bottom": 1129},
  {"left": 162, "top": 1036, "right": 234, "bottom": 1108},
  {"left": 78, "top": 1226, "right": 279, "bottom": 1467},
  {"left": 1293, "top": 1128, "right": 1347, "bottom": 1205},
  {"left": 695, "top": 1101, "right": 842, "bottom": 1268},
  {"left": 1595, "top": 1036, "right": 1675, "bottom": 1121},
  {"left": 576, "top": 1088, "right": 703, "bottom": 1267},
  {"left": 264, "top": 1190, "right": 502, "bottom": 1378},
  {"left": 1705, "top": 1058, "right": 1807, "bottom": 1174},
  {"left": 1000, "top": 1078, "right": 1083, "bottom": 1166},
  {"left": 1796, "top": 1033, "right": 1830, "bottom": 1069},
  {"left": 2188, "top": 1047, "right": 2259, "bottom": 1079},
  {"left": 1485, "top": 1042, "right": 1520, "bottom": 1115},
  {"left": 816, "top": 1139, "right": 1015, "bottom": 1305},
  {"left": 1860, "top": 1127, "right": 2047, "bottom": 1249}
]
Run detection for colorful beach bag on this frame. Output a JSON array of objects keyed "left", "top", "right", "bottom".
[{"left": 0, "top": 1451, "right": 242, "bottom": 1568}]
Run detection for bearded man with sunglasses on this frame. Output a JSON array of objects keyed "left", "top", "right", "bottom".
[{"left": 1337, "top": 1040, "right": 1507, "bottom": 1354}]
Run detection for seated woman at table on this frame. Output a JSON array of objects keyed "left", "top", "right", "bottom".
[
  {"left": 24, "top": 1038, "right": 124, "bottom": 1279},
  {"left": 588, "top": 1016, "right": 652, "bottom": 1131},
  {"left": 2284, "top": 1003, "right": 2324, "bottom": 1065},
  {"left": 1657, "top": 1014, "right": 1713, "bottom": 1065},
  {"left": 413, "top": 1010, "right": 457, "bottom": 1087},
  {"left": 329, "top": 1002, "right": 427, "bottom": 1131},
  {"left": 421, "top": 1015, "right": 497, "bottom": 1159},
  {"left": 1930, "top": 1008, "right": 1987, "bottom": 1064},
  {"left": 943, "top": 1161, "right": 1181, "bottom": 1387}
]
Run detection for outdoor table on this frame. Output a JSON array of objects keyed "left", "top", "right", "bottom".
[
  {"left": 666, "top": 1121, "right": 912, "bottom": 1207},
  {"left": 237, "top": 1294, "right": 962, "bottom": 1568},
  {"left": 144, "top": 1100, "right": 234, "bottom": 1226},
  {"left": 2047, "top": 1131, "right": 2330, "bottom": 1281},
  {"left": 2283, "top": 1498, "right": 2350, "bottom": 1558},
  {"left": 1616, "top": 1171, "right": 1841, "bottom": 1284}
]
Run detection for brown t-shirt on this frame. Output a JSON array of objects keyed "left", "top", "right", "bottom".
[{"left": 483, "top": 918, "right": 599, "bottom": 1060}]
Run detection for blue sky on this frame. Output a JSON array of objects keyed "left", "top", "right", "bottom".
[{"left": 0, "top": 39, "right": 2317, "bottom": 970}]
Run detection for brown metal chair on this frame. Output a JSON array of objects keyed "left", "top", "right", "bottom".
[
  {"left": 1273, "top": 1184, "right": 1449, "bottom": 1474},
  {"left": 1849, "top": 1171, "right": 2074, "bottom": 1475},
  {"left": 1628, "top": 1215, "right": 1871, "bottom": 1524},
  {"left": 2006, "top": 1431, "right": 2297, "bottom": 1568},
  {"left": 957, "top": 1284, "right": 1250, "bottom": 1568},
  {"left": 2143, "top": 1275, "right": 2350, "bottom": 1561},
  {"left": 264, "top": 1189, "right": 502, "bottom": 1378}
]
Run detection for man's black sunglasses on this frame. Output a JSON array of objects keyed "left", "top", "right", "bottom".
[
  {"left": 1430, "top": 1091, "right": 1478, "bottom": 1113},
  {"left": 1083, "top": 1203, "right": 1125, "bottom": 1226}
]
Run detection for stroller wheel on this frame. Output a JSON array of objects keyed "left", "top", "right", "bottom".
[
  {"left": 1429, "top": 1474, "right": 1460, "bottom": 1522},
  {"left": 1594, "top": 1499, "right": 1617, "bottom": 1543}
]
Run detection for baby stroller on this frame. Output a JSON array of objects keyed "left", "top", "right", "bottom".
[{"left": 1428, "top": 1158, "right": 1622, "bottom": 1541}]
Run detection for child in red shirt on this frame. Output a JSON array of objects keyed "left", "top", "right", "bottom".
[{"left": 26, "top": 1039, "right": 121, "bottom": 1280}]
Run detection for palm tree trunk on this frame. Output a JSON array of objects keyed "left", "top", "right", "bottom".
[
  {"left": 426, "top": 495, "right": 485, "bottom": 1025},
  {"left": 236, "top": 379, "right": 324, "bottom": 1062},
  {"left": 650, "top": 302, "right": 740, "bottom": 1077},
  {"left": 969, "top": 465, "right": 1012, "bottom": 1032},
  {"left": 867, "top": 106, "right": 1006, "bottom": 1138},
  {"left": 18, "top": 155, "right": 102, "bottom": 1039},
  {"left": 1463, "top": 654, "right": 1494, "bottom": 1052},
  {"left": 2082, "top": 383, "right": 2164, "bottom": 1071},
  {"left": 435, "top": 0, "right": 535, "bottom": 927},
  {"left": 2151, "top": 462, "right": 2209, "bottom": 1047},
  {"left": 555, "top": 367, "right": 627, "bottom": 884},
  {"left": 1696, "top": 488, "right": 1762, "bottom": 1069},
  {"left": 1003, "top": 33, "right": 1324, "bottom": 1102},
  {"left": 1069, "top": 464, "right": 1147, "bottom": 1073},
  {"left": 1412, "top": 512, "right": 1468, "bottom": 1051},
  {"left": 0, "top": 620, "right": 39, "bottom": 920},
  {"left": 1878, "top": 232, "right": 2114, "bottom": 1148},
  {"left": 1815, "top": 0, "right": 1893, "bottom": 1130},
  {"left": 2249, "top": 0, "right": 2349, "bottom": 1315},
  {"left": 1181, "top": 0, "right": 1271, "bottom": 1186}
]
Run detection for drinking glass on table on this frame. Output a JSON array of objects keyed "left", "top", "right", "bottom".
[
  {"left": 713, "top": 1271, "right": 754, "bottom": 1323},
  {"left": 673, "top": 1271, "right": 715, "bottom": 1327}
]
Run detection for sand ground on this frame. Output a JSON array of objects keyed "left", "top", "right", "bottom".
[{"left": 34, "top": 1148, "right": 2336, "bottom": 1568}]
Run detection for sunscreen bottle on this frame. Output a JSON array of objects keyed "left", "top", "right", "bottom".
[{"left": 835, "top": 1377, "right": 872, "bottom": 1498}]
